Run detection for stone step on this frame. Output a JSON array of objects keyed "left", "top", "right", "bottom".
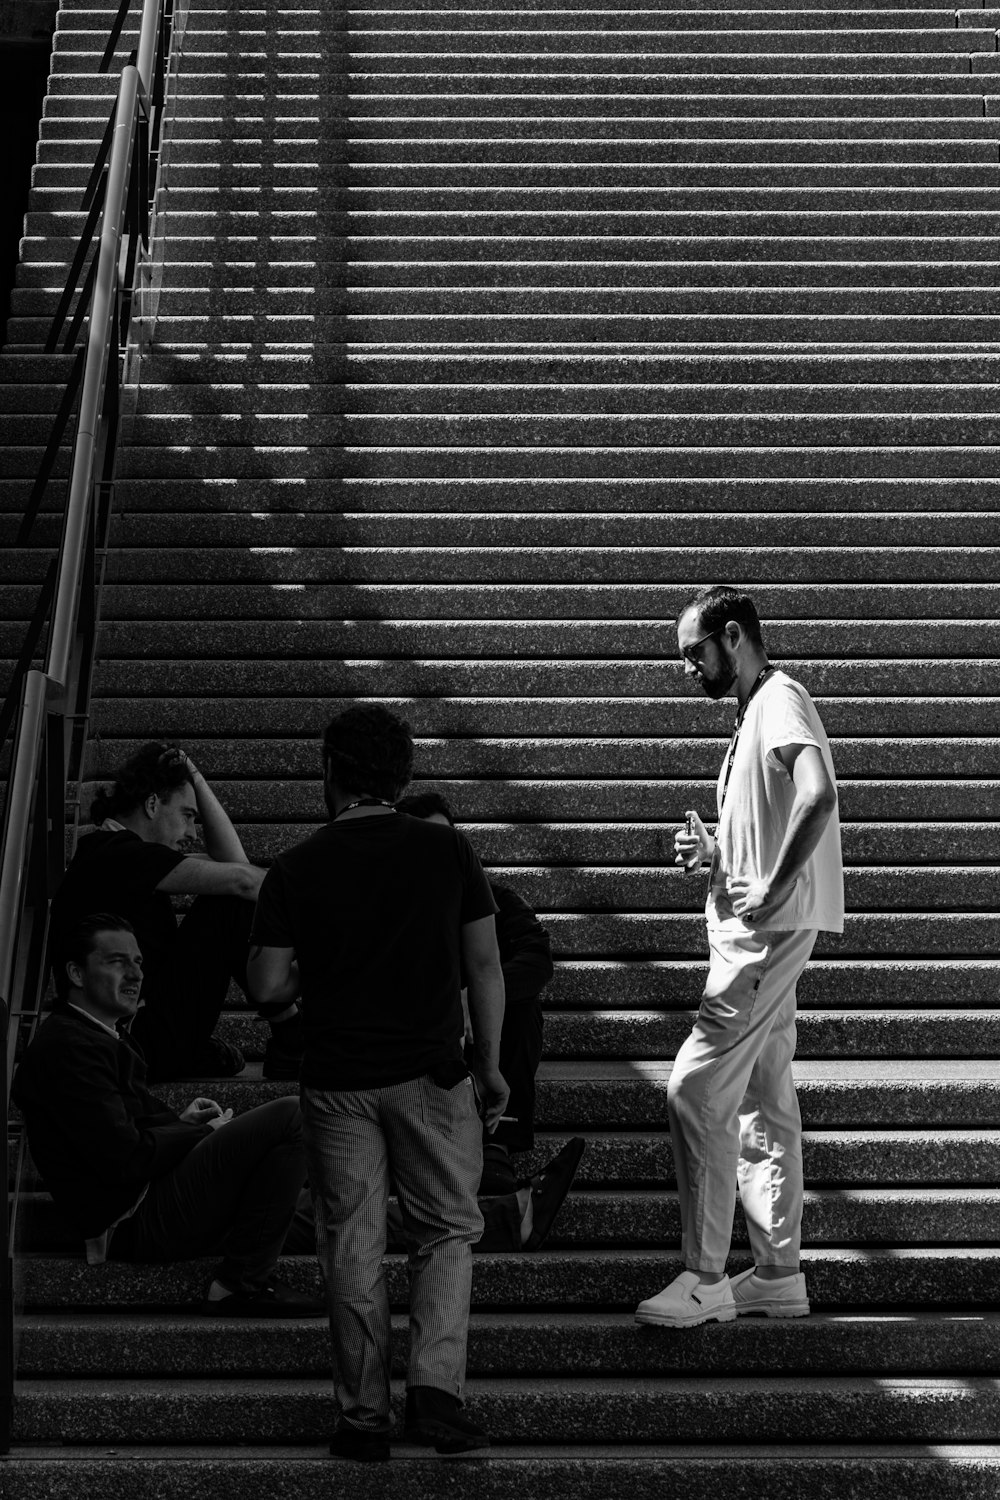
[
  {"left": 165, "top": 0, "right": 1000, "bottom": 8},
  {"left": 79, "top": 509, "right": 1000, "bottom": 547},
  {"left": 88, "top": 53, "right": 1000, "bottom": 79},
  {"left": 18, "top": 1245, "right": 1000, "bottom": 1310},
  {"left": 5, "top": 1445, "right": 1000, "bottom": 1500},
  {"left": 36, "top": 204, "right": 1000, "bottom": 235},
  {"left": 225, "top": 815, "right": 1000, "bottom": 867},
  {"left": 64, "top": 769, "right": 1000, "bottom": 829},
  {"left": 44, "top": 67, "right": 1000, "bottom": 98},
  {"left": 209, "top": 1007, "right": 1000, "bottom": 1061},
  {"left": 84, "top": 238, "right": 1000, "bottom": 269},
  {"left": 37, "top": 311, "right": 1000, "bottom": 345},
  {"left": 66, "top": 581, "right": 1000, "bottom": 624},
  {"left": 141, "top": 1061, "right": 1000, "bottom": 1126},
  {"left": 14, "top": 1127, "right": 1000, "bottom": 1191},
  {"left": 23, "top": 1186, "right": 1000, "bottom": 1251},
  {"left": 65, "top": 408, "right": 1000, "bottom": 445},
  {"left": 170, "top": 25, "right": 994, "bottom": 53},
  {"left": 82, "top": 656, "right": 1000, "bottom": 698},
  {"left": 5, "top": 470, "right": 1000, "bottom": 513},
  {"left": 17, "top": 1309, "right": 1000, "bottom": 1379},
  {"left": 101, "top": 445, "right": 1000, "bottom": 481},
  {"left": 150, "top": 162, "right": 1000, "bottom": 189},
  {"left": 111, "top": 261, "right": 1000, "bottom": 292},
  {"left": 158, "top": 136, "right": 1000, "bottom": 163},
  {"left": 30, "top": 279, "right": 1000, "bottom": 317},
  {"left": 43, "top": 83, "right": 1000, "bottom": 111},
  {"left": 14, "top": 1373, "right": 1000, "bottom": 1445},
  {"left": 66, "top": 774, "right": 1000, "bottom": 825},
  {"left": 74, "top": 733, "right": 1000, "bottom": 787},
  {"left": 115, "top": 380, "right": 1000, "bottom": 414},
  {"left": 66, "top": 614, "right": 1000, "bottom": 658},
  {"left": 342, "top": 5, "right": 1000, "bottom": 26},
  {"left": 78, "top": 688, "right": 1000, "bottom": 742},
  {"left": 88, "top": 350, "right": 1000, "bottom": 382},
  {"left": 158, "top": 112, "right": 1000, "bottom": 138}
]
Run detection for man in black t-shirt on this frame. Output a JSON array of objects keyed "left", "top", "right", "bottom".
[
  {"left": 50, "top": 742, "right": 303, "bottom": 1082},
  {"left": 395, "top": 791, "right": 554, "bottom": 1195},
  {"left": 248, "top": 706, "right": 507, "bottom": 1461}
]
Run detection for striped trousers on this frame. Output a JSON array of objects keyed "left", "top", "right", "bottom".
[{"left": 302, "top": 1075, "right": 483, "bottom": 1435}]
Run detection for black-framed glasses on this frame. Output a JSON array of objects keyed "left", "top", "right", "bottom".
[{"left": 679, "top": 628, "right": 723, "bottom": 664}]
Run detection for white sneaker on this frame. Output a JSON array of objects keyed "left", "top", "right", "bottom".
[
  {"left": 730, "top": 1267, "right": 810, "bottom": 1318},
  {"left": 634, "top": 1271, "right": 736, "bottom": 1328}
]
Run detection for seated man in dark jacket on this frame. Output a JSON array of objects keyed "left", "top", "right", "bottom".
[
  {"left": 395, "top": 791, "right": 555, "bottom": 1194},
  {"left": 12, "top": 912, "right": 322, "bottom": 1316}
]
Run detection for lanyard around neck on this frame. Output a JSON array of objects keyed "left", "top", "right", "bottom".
[
  {"left": 332, "top": 797, "right": 395, "bottom": 821},
  {"left": 718, "top": 665, "right": 774, "bottom": 813}
]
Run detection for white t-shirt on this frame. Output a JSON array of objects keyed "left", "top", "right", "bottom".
[{"left": 707, "top": 670, "right": 844, "bottom": 934}]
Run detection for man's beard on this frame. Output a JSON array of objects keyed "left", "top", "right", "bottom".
[{"left": 699, "top": 662, "right": 738, "bottom": 700}]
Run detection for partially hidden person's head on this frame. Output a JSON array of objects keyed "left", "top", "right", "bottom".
[
  {"left": 89, "top": 742, "right": 196, "bottom": 850},
  {"left": 395, "top": 790, "right": 455, "bottom": 828},
  {"left": 675, "top": 584, "right": 765, "bottom": 700},
  {"left": 53, "top": 912, "right": 143, "bottom": 1016},
  {"left": 322, "top": 706, "right": 414, "bottom": 816}
]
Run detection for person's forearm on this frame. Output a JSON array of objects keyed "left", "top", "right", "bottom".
[
  {"left": 768, "top": 790, "right": 836, "bottom": 896},
  {"left": 466, "top": 963, "right": 505, "bottom": 1069},
  {"left": 247, "top": 949, "right": 299, "bottom": 1010},
  {"left": 191, "top": 772, "right": 248, "bottom": 863}
]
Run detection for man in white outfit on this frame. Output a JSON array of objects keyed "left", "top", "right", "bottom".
[{"left": 636, "top": 585, "right": 844, "bottom": 1328}]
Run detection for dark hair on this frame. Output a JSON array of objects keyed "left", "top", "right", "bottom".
[
  {"left": 90, "top": 742, "right": 193, "bottom": 824},
  {"left": 53, "top": 912, "right": 136, "bottom": 1003},
  {"left": 676, "top": 585, "right": 764, "bottom": 649},
  {"left": 395, "top": 790, "right": 456, "bottom": 825},
  {"left": 323, "top": 706, "right": 414, "bottom": 803}
]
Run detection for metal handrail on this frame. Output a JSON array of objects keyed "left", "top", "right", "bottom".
[{"left": 0, "top": 0, "right": 180, "bottom": 1452}]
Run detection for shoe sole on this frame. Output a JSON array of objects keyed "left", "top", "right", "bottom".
[
  {"left": 635, "top": 1304, "right": 737, "bottom": 1328},
  {"left": 733, "top": 1299, "right": 810, "bottom": 1318}
]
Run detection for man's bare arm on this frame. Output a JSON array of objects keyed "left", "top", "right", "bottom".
[
  {"left": 246, "top": 943, "right": 299, "bottom": 1010},
  {"left": 178, "top": 752, "right": 249, "bottom": 864},
  {"left": 461, "top": 914, "right": 509, "bottom": 1129},
  {"left": 156, "top": 858, "right": 265, "bottom": 900}
]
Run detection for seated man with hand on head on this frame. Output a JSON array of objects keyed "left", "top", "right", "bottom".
[
  {"left": 12, "top": 913, "right": 323, "bottom": 1316},
  {"left": 50, "top": 741, "right": 303, "bottom": 1082}
]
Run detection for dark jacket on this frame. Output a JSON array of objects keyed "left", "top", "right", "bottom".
[
  {"left": 12, "top": 1008, "right": 210, "bottom": 1238},
  {"left": 491, "top": 882, "right": 554, "bottom": 1005}
]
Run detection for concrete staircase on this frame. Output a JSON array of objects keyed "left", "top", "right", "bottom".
[{"left": 5, "top": 0, "right": 1000, "bottom": 1492}]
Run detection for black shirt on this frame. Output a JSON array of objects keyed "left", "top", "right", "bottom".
[
  {"left": 50, "top": 829, "right": 185, "bottom": 998},
  {"left": 251, "top": 812, "right": 497, "bottom": 1089}
]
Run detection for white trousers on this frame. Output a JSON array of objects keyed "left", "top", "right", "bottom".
[{"left": 667, "top": 925, "right": 818, "bottom": 1274}]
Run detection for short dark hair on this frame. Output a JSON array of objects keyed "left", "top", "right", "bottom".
[
  {"left": 322, "top": 706, "right": 414, "bottom": 804},
  {"left": 53, "top": 912, "right": 136, "bottom": 1003},
  {"left": 90, "top": 742, "right": 193, "bottom": 824},
  {"left": 395, "top": 791, "right": 456, "bottom": 825},
  {"left": 676, "top": 585, "right": 764, "bottom": 649}
]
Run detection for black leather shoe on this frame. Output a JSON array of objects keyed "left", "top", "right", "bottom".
[
  {"left": 201, "top": 1278, "right": 325, "bottom": 1318},
  {"left": 523, "top": 1137, "right": 586, "bottom": 1251},
  {"left": 403, "top": 1385, "right": 489, "bottom": 1456},
  {"left": 329, "top": 1424, "right": 390, "bottom": 1463}
]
